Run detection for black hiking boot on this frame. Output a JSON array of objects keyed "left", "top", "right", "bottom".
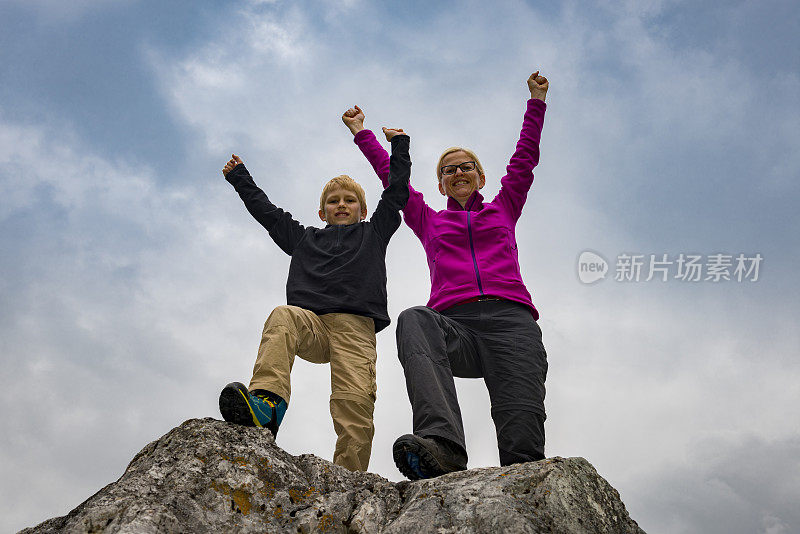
[{"left": 392, "top": 434, "right": 467, "bottom": 480}]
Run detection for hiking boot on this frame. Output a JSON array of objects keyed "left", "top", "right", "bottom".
[
  {"left": 392, "top": 434, "right": 467, "bottom": 480},
  {"left": 219, "top": 382, "right": 287, "bottom": 436}
]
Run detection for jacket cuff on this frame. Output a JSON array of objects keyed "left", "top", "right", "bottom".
[
  {"left": 224, "top": 163, "right": 248, "bottom": 185},
  {"left": 390, "top": 134, "right": 410, "bottom": 150},
  {"left": 353, "top": 129, "right": 374, "bottom": 144},
  {"left": 527, "top": 98, "right": 547, "bottom": 113}
]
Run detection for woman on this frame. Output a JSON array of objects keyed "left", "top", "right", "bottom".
[{"left": 342, "top": 71, "right": 549, "bottom": 479}]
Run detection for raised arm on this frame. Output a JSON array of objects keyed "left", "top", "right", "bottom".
[
  {"left": 494, "top": 71, "right": 549, "bottom": 220},
  {"left": 368, "top": 129, "right": 411, "bottom": 242},
  {"left": 343, "top": 105, "right": 433, "bottom": 238},
  {"left": 223, "top": 154, "right": 305, "bottom": 255},
  {"left": 343, "top": 105, "right": 391, "bottom": 188}
]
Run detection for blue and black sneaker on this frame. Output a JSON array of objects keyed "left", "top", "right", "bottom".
[
  {"left": 219, "top": 382, "right": 287, "bottom": 436},
  {"left": 392, "top": 434, "right": 467, "bottom": 480}
]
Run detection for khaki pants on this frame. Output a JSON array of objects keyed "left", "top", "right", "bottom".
[{"left": 249, "top": 305, "right": 377, "bottom": 472}]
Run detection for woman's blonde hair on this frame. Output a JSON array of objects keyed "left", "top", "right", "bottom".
[
  {"left": 319, "top": 175, "right": 367, "bottom": 211},
  {"left": 436, "top": 147, "right": 485, "bottom": 182}
]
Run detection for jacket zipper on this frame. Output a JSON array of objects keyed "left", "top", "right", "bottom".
[{"left": 465, "top": 199, "right": 484, "bottom": 295}]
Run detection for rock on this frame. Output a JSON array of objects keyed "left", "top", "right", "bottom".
[{"left": 20, "top": 418, "right": 645, "bottom": 533}]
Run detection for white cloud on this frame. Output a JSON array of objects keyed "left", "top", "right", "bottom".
[
  {"left": 627, "top": 434, "right": 800, "bottom": 533},
  {"left": 0, "top": 112, "right": 289, "bottom": 531}
]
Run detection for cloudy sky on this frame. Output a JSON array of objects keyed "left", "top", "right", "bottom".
[{"left": 1, "top": 0, "right": 798, "bottom": 532}]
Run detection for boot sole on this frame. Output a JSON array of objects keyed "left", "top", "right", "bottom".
[{"left": 219, "top": 382, "right": 259, "bottom": 427}]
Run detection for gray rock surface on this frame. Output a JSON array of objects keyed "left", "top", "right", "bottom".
[{"left": 21, "top": 418, "right": 645, "bottom": 533}]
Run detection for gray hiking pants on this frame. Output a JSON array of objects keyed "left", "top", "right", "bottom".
[{"left": 396, "top": 300, "right": 548, "bottom": 465}]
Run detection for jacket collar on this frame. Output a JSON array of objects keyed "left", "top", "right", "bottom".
[{"left": 447, "top": 190, "right": 484, "bottom": 212}]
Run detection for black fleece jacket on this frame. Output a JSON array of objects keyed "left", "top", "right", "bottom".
[{"left": 225, "top": 135, "right": 410, "bottom": 332}]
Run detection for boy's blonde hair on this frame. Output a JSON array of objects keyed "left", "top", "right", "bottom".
[
  {"left": 436, "top": 147, "right": 485, "bottom": 182},
  {"left": 319, "top": 175, "right": 367, "bottom": 211}
]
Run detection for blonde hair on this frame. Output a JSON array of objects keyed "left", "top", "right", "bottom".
[
  {"left": 436, "top": 147, "right": 485, "bottom": 182},
  {"left": 319, "top": 175, "right": 367, "bottom": 211}
]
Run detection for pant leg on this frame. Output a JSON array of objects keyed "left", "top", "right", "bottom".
[
  {"left": 395, "top": 306, "right": 481, "bottom": 453},
  {"left": 249, "top": 305, "right": 330, "bottom": 403},
  {"left": 324, "top": 313, "right": 377, "bottom": 472},
  {"left": 472, "top": 301, "right": 548, "bottom": 465}
]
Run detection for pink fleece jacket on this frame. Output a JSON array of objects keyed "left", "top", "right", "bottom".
[{"left": 354, "top": 99, "right": 546, "bottom": 319}]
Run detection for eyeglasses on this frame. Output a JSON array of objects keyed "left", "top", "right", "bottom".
[{"left": 440, "top": 161, "right": 477, "bottom": 175}]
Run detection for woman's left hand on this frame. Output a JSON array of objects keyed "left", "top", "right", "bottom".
[
  {"left": 528, "top": 71, "right": 548, "bottom": 102},
  {"left": 342, "top": 105, "right": 365, "bottom": 135}
]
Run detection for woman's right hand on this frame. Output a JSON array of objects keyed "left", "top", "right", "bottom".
[
  {"left": 342, "top": 105, "right": 366, "bottom": 135},
  {"left": 528, "top": 71, "right": 548, "bottom": 102}
]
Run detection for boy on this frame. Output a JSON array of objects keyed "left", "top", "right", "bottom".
[{"left": 218, "top": 127, "right": 410, "bottom": 472}]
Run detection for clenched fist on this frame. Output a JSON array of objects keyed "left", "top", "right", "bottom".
[
  {"left": 382, "top": 127, "right": 407, "bottom": 141},
  {"left": 527, "top": 71, "right": 549, "bottom": 102},
  {"left": 342, "top": 105, "right": 366, "bottom": 135},
  {"left": 223, "top": 154, "right": 243, "bottom": 176}
]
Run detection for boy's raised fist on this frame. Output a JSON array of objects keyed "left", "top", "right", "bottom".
[
  {"left": 382, "top": 127, "right": 407, "bottom": 141},
  {"left": 223, "top": 154, "right": 243, "bottom": 176}
]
